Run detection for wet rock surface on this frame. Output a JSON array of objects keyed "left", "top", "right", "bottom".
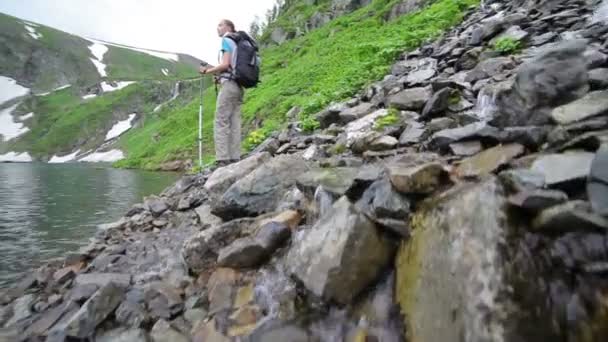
[{"left": 7, "top": 0, "right": 608, "bottom": 341}]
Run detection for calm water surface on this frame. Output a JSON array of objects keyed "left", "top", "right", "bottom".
[{"left": 0, "top": 163, "right": 178, "bottom": 287}]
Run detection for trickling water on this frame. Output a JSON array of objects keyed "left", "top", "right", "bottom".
[
  {"left": 153, "top": 82, "right": 180, "bottom": 112},
  {"left": 476, "top": 87, "right": 499, "bottom": 121},
  {"left": 592, "top": 0, "right": 608, "bottom": 23},
  {"left": 314, "top": 186, "right": 335, "bottom": 219}
]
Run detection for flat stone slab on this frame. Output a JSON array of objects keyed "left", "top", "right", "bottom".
[
  {"left": 551, "top": 90, "right": 608, "bottom": 125},
  {"left": 75, "top": 273, "right": 131, "bottom": 288}
]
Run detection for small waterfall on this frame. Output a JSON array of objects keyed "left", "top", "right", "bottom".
[
  {"left": 314, "top": 186, "right": 335, "bottom": 219},
  {"left": 153, "top": 82, "right": 180, "bottom": 113},
  {"left": 475, "top": 86, "right": 499, "bottom": 121}
]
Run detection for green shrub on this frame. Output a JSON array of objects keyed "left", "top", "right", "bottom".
[
  {"left": 243, "top": 129, "right": 268, "bottom": 151},
  {"left": 493, "top": 37, "right": 521, "bottom": 55},
  {"left": 374, "top": 109, "right": 400, "bottom": 130},
  {"left": 300, "top": 115, "right": 321, "bottom": 132}
]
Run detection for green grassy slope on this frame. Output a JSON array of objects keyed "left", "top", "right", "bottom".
[
  {"left": 116, "top": 0, "right": 479, "bottom": 170},
  {"left": 6, "top": 81, "right": 178, "bottom": 158}
]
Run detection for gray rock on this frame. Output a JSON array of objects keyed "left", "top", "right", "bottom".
[
  {"left": 356, "top": 177, "right": 411, "bottom": 237},
  {"left": 493, "top": 39, "right": 589, "bottom": 127},
  {"left": 406, "top": 68, "right": 436, "bottom": 85},
  {"left": 256, "top": 221, "right": 292, "bottom": 251},
  {"left": 531, "top": 152, "right": 595, "bottom": 188},
  {"left": 96, "top": 328, "right": 149, "bottom": 342},
  {"left": 145, "top": 282, "right": 184, "bottom": 320},
  {"left": 287, "top": 197, "right": 393, "bottom": 304},
  {"left": 68, "top": 284, "right": 99, "bottom": 303},
  {"left": 395, "top": 178, "right": 515, "bottom": 342},
  {"left": 588, "top": 146, "right": 608, "bottom": 216},
  {"left": 426, "top": 117, "right": 456, "bottom": 133},
  {"left": 387, "top": 87, "right": 432, "bottom": 111},
  {"left": 64, "top": 282, "right": 125, "bottom": 338},
  {"left": 344, "top": 164, "right": 384, "bottom": 200},
  {"left": 217, "top": 238, "right": 268, "bottom": 269},
  {"left": 531, "top": 32, "right": 557, "bottom": 46},
  {"left": 388, "top": 162, "right": 447, "bottom": 194},
  {"left": 270, "top": 27, "right": 289, "bottom": 45},
  {"left": 184, "top": 308, "right": 207, "bottom": 326},
  {"left": 469, "top": 17, "right": 505, "bottom": 45},
  {"left": 491, "top": 25, "right": 529, "bottom": 43},
  {"left": 115, "top": 301, "right": 149, "bottom": 328},
  {"left": 150, "top": 319, "right": 189, "bottom": 342},
  {"left": 387, "top": 0, "right": 428, "bottom": 20},
  {"left": 145, "top": 197, "right": 169, "bottom": 217},
  {"left": 399, "top": 121, "right": 426, "bottom": 145},
  {"left": 194, "top": 204, "right": 222, "bottom": 230},
  {"left": 455, "top": 143, "right": 524, "bottom": 178},
  {"left": 499, "top": 169, "right": 546, "bottom": 191},
  {"left": 584, "top": 48, "right": 608, "bottom": 69},
  {"left": 246, "top": 321, "right": 310, "bottom": 342},
  {"left": 588, "top": 68, "right": 608, "bottom": 89},
  {"left": 421, "top": 87, "right": 452, "bottom": 118},
  {"left": 551, "top": 90, "right": 608, "bottom": 125},
  {"left": 456, "top": 48, "right": 482, "bottom": 71},
  {"left": 508, "top": 189, "right": 569, "bottom": 212},
  {"left": 213, "top": 154, "right": 310, "bottom": 220},
  {"left": 429, "top": 122, "right": 499, "bottom": 150},
  {"left": 449, "top": 140, "right": 482, "bottom": 156},
  {"left": 182, "top": 217, "right": 262, "bottom": 273},
  {"left": 532, "top": 201, "right": 608, "bottom": 233},
  {"left": 252, "top": 137, "right": 280, "bottom": 155},
  {"left": 338, "top": 102, "right": 374, "bottom": 123},
  {"left": 4, "top": 294, "right": 35, "bottom": 327},
  {"left": 315, "top": 105, "right": 346, "bottom": 129},
  {"left": 296, "top": 167, "right": 359, "bottom": 198},
  {"left": 369, "top": 135, "right": 399, "bottom": 151},
  {"left": 24, "top": 301, "right": 79, "bottom": 338},
  {"left": 74, "top": 273, "right": 131, "bottom": 288},
  {"left": 465, "top": 57, "right": 515, "bottom": 83},
  {"left": 204, "top": 152, "right": 271, "bottom": 196}
]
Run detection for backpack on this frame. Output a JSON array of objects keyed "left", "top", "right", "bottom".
[{"left": 225, "top": 31, "right": 260, "bottom": 88}]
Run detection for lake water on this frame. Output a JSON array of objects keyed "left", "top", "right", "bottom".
[{"left": 0, "top": 163, "right": 178, "bottom": 287}]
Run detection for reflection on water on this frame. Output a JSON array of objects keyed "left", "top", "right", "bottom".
[{"left": 0, "top": 163, "right": 178, "bottom": 287}]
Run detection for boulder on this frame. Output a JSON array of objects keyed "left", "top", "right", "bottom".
[
  {"left": 356, "top": 177, "right": 411, "bottom": 237},
  {"left": 338, "top": 102, "right": 374, "bottom": 123},
  {"left": 387, "top": 87, "right": 432, "bottom": 111},
  {"left": 96, "top": 328, "right": 149, "bottom": 342},
  {"left": 399, "top": 121, "right": 426, "bottom": 145},
  {"left": 455, "top": 143, "right": 525, "bottom": 178},
  {"left": 428, "top": 122, "right": 499, "bottom": 150},
  {"left": 74, "top": 273, "right": 131, "bottom": 288},
  {"left": 550, "top": 90, "right": 608, "bottom": 125},
  {"left": 369, "top": 135, "right": 399, "bottom": 151},
  {"left": 421, "top": 87, "right": 452, "bottom": 118},
  {"left": 388, "top": 162, "right": 447, "bottom": 194},
  {"left": 145, "top": 197, "right": 169, "bottom": 217},
  {"left": 217, "top": 238, "right": 268, "bottom": 269},
  {"left": 144, "top": 282, "right": 184, "bottom": 320},
  {"left": 508, "top": 189, "right": 568, "bottom": 212},
  {"left": 465, "top": 57, "right": 515, "bottom": 83},
  {"left": 296, "top": 167, "right": 359, "bottom": 198},
  {"left": 287, "top": 197, "right": 393, "bottom": 304},
  {"left": 213, "top": 154, "right": 310, "bottom": 220},
  {"left": 396, "top": 178, "right": 513, "bottom": 342},
  {"left": 150, "top": 319, "right": 189, "bottom": 342},
  {"left": 493, "top": 39, "right": 589, "bottom": 127},
  {"left": 530, "top": 152, "right": 595, "bottom": 188},
  {"left": 64, "top": 283, "right": 126, "bottom": 338},
  {"left": 449, "top": 140, "right": 482, "bottom": 156},
  {"left": 532, "top": 201, "right": 608, "bottom": 233},
  {"left": 588, "top": 68, "right": 608, "bottom": 89},
  {"left": 204, "top": 153, "right": 271, "bottom": 196},
  {"left": 588, "top": 146, "right": 608, "bottom": 216}
]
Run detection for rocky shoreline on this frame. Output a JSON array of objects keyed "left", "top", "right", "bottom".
[{"left": 3, "top": 0, "right": 608, "bottom": 341}]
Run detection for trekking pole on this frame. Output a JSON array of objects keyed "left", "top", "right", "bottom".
[{"left": 198, "top": 75, "right": 204, "bottom": 172}]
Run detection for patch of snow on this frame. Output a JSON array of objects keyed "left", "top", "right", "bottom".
[
  {"left": 0, "top": 152, "right": 32, "bottom": 163},
  {"left": 49, "top": 150, "right": 81, "bottom": 163},
  {"left": 88, "top": 42, "right": 108, "bottom": 77},
  {"left": 19, "top": 112, "right": 34, "bottom": 121},
  {"left": 162, "top": 68, "right": 169, "bottom": 76},
  {"left": 0, "top": 76, "right": 30, "bottom": 105},
  {"left": 23, "top": 20, "right": 39, "bottom": 27},
  {"left": 0, "top": 103, "right": 30, "bottom": 141},
  {"left": 36, "top": 84, "right": 71, "bottom": 96},
  {"left": 86, "top": 38, "right": 178, "bottom": 62},
  {"left": 105, "top": 113, "right": 137, "bottom": 141},
  {"left": 24, "top": 25, "right": 42, "bottom": 40},
  {"left": 101, "top": 81, "right": 135, "bottom": 93},
  {"left": 82, "top": 94, "right": 97, "bottom": 100},
  {"left": 90, "top": 58, "right": 107, "bottom": 77},
  {"left": 79, "top": 149, "right": 125, "bottom": 162}
]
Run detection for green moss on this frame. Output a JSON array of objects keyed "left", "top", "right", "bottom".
[
  {"left": 374, "top": 109, "right": 399, "bottom": 130},
  {"left": 328, "top": 143, "right": 347, "bottom": 155}
]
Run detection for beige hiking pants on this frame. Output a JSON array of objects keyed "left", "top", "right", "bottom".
[{"left": 215, "top": 80, "right": 243, "bottom": 161}]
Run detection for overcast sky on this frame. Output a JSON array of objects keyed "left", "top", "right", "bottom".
[{"left": 0, "top": 0, "right": 276, "bottom": 63}]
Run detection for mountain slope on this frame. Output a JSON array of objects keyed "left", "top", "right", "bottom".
[{"left": 0, "top": 12, "right": 207, "bottom": 163}]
